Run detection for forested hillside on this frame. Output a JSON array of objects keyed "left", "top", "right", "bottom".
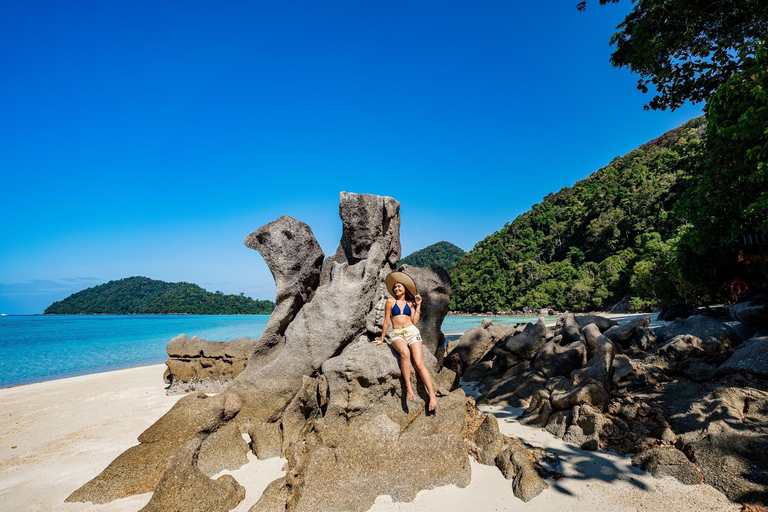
[
  {"left": 399, "top": 241, "right": 465, "bottom": 269},
  {"left": 44, "top": 276, "right": 274, "bottom": 314},
  {"left": 449, "top": 118, "right": 709, "bottom": 312}
]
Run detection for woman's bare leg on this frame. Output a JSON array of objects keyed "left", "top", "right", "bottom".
[
  {"left": 409, "top": 342, "right": 437, "bottom": 411},
  {"left": 391, "top": 338, "right": 414, "bottom": 400}
]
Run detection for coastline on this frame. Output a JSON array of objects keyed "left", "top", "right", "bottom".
[{"left": 0, "top": 361, "right": 737, "bottom": 511}]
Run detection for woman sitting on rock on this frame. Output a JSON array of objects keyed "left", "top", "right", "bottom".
[{"left": 374, "top": 271, "right": 437, "bottom": 412}]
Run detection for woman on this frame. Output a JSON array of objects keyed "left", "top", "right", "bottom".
[{"left": 373, "top": 271, "right": 437, "bottom": 412}]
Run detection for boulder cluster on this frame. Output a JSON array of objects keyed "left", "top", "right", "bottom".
[
  {"left": 66, "top": 191, "right": 768, "bottom": 510},
  {"left": 67, "top": 193, "right": 549, "bottom": 512},
  {"left": 447, "top": 300, "right": 768, "bottom": 505}
]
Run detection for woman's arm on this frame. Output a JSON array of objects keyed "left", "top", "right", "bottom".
[
  {"left": 375, "top": 298, "right": 395, "bottom": 344},
  {"left": 411, "top": 294, "right": 422, "bottom": 325}
]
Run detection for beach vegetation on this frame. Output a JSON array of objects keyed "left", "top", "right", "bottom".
[
  {"left": 44, "top": 276, "right": 275, "bottom": 315},
  {"left": 398, "top": 241, "right": 465, "bottom": 269},
  {"left": 449, "top": 118, "right": 710, "bottom": 312}
]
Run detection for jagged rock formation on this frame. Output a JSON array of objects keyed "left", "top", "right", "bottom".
[
  {"left": 163, "top": 335, "right": 256, "bottom": 393},
  {"left": 468, "top": 310, "right": 768, "bottom": 505},
  {"left": 68, "top": 192, "right": 546, "bottom": 511}
]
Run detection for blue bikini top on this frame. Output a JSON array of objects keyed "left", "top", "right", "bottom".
[{"left": 391, "top": 301, "right": 412, "bottom": 316}]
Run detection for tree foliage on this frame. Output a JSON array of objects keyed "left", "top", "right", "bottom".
[
  {"left": 398, "top": 241, "right": 466, "bottom": 269},
  {"left": 580, "top": 0, "right": 768, "bottom": 111},
  {"left": 449, "top": 119, "right": 707, "bottom": 312},
  {"left": 44, "top": 276, "right": 275, "bottom": 315}
]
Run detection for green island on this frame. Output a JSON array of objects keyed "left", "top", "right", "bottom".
[
  {"left": 398, "top": 241, "right": 465, "bottom": 269},
  {"left": 44, "top": 276, "right": 274, "bottom": 315}
]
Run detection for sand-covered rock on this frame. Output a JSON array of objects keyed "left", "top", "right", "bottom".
[
  {"left": 139, "top": 439, "right": 246, "bottom": 512},
  {"left": 66, "top": 391, "right": 241, "bottom": 503},
  {"left": 494, "top": 439, "right": 548, "bottom": 502}
]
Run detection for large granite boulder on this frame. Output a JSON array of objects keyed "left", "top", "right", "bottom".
[
  {"left": 602, "top": 315, "right": 650, "bottom": 349},
  {"left": 532, "top": 338, "right": 586, "bottom": 379},
  {"left": 494, "top": 439, "right": 548, "bottom": 502},
  {"left": 557, "top": 312, "right": 584, "bottom": 343},
  {"left": 446, "top": 320, "right": 515, "bottom": 368},
  {"left": 502, "top": 317, "right": 549, "bottom": 360},
  {"left": 241, "top": 214, "right": 325, "bottom": 373},
  {"left": 162, "top": 215, "right": 325, "bottom": 393},
  {"left": 229, "top": 193, "right": 402, "bottom": 422},
  {"left": 254, "top": 414, "right": 470, "bottom": 512},
  {"left": 398, "top": 264, "right": 453, "bottom": 364},
  {"left": 574, "top": 314, "right": 618, "bottom": 332},
  {"left": 653, "top": 315, "right": 741, "bottom": 354},
  {"left": 631, "top": 446, "right": 702, "bottom": 485},
  {"left": 670, "top": 386, "right": 768, "bottom": 503},
  {"left": 717, "top": 336, "right": 768, "bottom": 379},
  {"left": 730, "top": 295, "right": 768, "bottom": 331}
]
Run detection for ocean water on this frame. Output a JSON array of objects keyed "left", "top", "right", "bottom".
[
  {"left": 0, "top": 315, "right": 270, "bottom": 388},
  {"left": 0, "top": 314, "right": 554, "bottom": 388},
  {"left": 442, "top": 315, "right": 558, "bottom": 334}
]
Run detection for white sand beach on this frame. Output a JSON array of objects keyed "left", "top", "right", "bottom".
[{"left": 0, "top": 361, "right": 738, "bottom": 512}]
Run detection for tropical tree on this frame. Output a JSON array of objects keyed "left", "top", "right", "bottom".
[{"left": 579, "top": 0, "right": 768, "bottom": 111}]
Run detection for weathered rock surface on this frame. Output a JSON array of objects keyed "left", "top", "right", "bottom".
[
  {"left": 669, "top": 385, "right": 768, "bottom": 503},
  {"left": 653, "top": 315, "right": 741, "bottom": 354},
  {"left": 140, "top": 439, "right": 246, "bottom": 512},
  {"left": 574, "top": 314, "right": 618, "bottom": 332},
  {"left": 557, "top": 313, "right": 585, "bottom": 343},
  {"left": 468, "top": 310, "right": 768, "bottom": 504},
  {"left": 72, "top": 193, "right": 552, "bottom": 511},
  {"left": 494, "top": 439, "right": 548, "bottom": 502},
  {"left": 164, "top": 335, "right": 256, "bottom": 393},
  {"left": 730, "top": 295, "right": 768, "bottom": 331},
  {"left": 532, "top": 338, "right": 586, "bottom": 379},
  {"left": 503, "top": 317, "right": 549, "bottom": 360},
  {"left": 472, "top": 414, "right": 507, "bottom": 465},
  {"left": 602, "top": 315, "right": 650, "bottom": 349},
  {"left": 446, "top": 320, "right": 515, "bottom": 369},
  {"left": 717, "top": 336, "right": 768, "bottom": 378},
  {"left": 631, "top": 446, "right": 702, "bottom": 485},
  {"left": 259, "top": 414, "right": 471, "bottom": 512},
  {"left": 463, "top": 360, "right": 494, "bottom": 382},
  {"left": 66, "top": 391, "right": 241, "bottom": 503}
]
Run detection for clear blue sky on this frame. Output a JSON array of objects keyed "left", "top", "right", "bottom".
[{"left": 0, "top": 0, "right": 703, "bottom": 314}]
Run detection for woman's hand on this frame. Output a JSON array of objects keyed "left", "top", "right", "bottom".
[
  {"left": 414, "top": 294, "right": 422, "bottom": 308},
  {"left": 372, "top": 338, "right": 384, "bottom": 345}
]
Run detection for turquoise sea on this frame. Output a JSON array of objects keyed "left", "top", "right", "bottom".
[{"left": 0, "top": 314, "right": 554, "bottom": 388}]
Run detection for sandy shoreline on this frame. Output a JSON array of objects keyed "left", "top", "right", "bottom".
[{"left": 0, "top": 357, "right": 737, "bottom": 511}]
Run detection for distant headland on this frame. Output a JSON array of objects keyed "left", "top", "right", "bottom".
[{"left": 44, "top": 276, "right": 274, "bottom": 315}]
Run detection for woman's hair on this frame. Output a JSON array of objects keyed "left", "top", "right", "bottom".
[{"left": 403, "top": 288, "right": 416, "bottom": 304}]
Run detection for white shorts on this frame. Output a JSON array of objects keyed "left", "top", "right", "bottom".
[{"left": 389, "top": 325, "right": 422, "bottom": 346}]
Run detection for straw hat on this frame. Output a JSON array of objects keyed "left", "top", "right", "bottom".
[{"left": 386, "top": 271, "right": 417, "bottom": 297}]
